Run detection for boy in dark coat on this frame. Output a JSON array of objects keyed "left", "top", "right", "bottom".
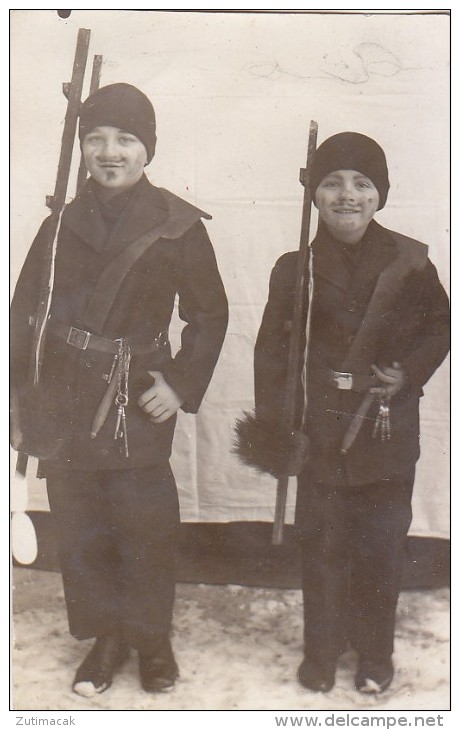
[
  {"left": 11, "top": 83, "right": 228, "bottom": 696},
  {"left": 253, "top": 132, "right": 449, "bottom": 694}
]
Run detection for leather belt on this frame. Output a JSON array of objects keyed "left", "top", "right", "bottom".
[
  {"left": 314, "top": 368, "right": 377, "bottom": 393},
  {"left": 50, "top": 322, "right": 168, "bottom": 356}
]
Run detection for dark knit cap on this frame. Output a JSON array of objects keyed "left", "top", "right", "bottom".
[
  {"left": 79, "top": 83, "right": 157, "bottom": 163},
  {"left": 311, "top": 132, "right": 390, "bottom": 210}
]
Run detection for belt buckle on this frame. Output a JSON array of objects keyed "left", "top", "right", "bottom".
[
  {"left": 331, "top": 371, "right": 353, "bottom": 390},
  {"left": 67, "top": 326, "right": 90, "bottom": 350}
]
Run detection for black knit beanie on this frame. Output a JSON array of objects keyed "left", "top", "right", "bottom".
[
  {"left": 79, "top": 83, "right": 157, "bottom": 164},
  {"left": 310, "top": 132, "right": 390, "bottom": 210}
]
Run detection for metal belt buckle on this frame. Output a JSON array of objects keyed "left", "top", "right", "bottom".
[
  {"left": 67, "top": 326, "right": 90, "bottom": 350},
  {"left": 331, "top": 371, "right": 353, "bottom": 390}
]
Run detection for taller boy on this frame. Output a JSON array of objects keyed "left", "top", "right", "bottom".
[{"left": 11, "top": 83, "right": 228, "bottom": 696}]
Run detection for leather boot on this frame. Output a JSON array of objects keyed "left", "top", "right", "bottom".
[
  {"left": 139, "top": 636, "right": 179, "bottom": 693},
  {"left": 72, "top": 634, "right": 130, "bottom": 697},
  {"left": 297, "top": 656, "right": 337, "bottom": 693},
  {"left": 355, "top": 658, "right": 394, "bottom": 694}
]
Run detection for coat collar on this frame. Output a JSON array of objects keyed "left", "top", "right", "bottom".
[
  {"left": 346, "top": 220, "right": 399, "bottom": 305},
  {"left": 62, "top": 174, "right": 170, "bottom": 261},
  {"left": 311, "top": 219, "right": 398, "bottom": 295}
]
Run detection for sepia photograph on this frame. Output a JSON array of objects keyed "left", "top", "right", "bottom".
[{"left": 9, "top": 8, "right": 450, "bottom": 720}]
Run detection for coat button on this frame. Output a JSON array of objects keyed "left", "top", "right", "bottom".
[
  {"left": 84, "top": 356, "right": 96, "bottom": 368},
  {"left": 347, "top": 301, "right": 359, "bottom": 312}
]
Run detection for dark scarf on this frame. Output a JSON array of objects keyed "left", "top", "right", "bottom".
[{"left": 92, "top": 178, "right": 142, "bottom": 236}]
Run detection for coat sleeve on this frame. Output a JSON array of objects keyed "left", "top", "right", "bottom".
[
  {"left": 254, "top": 252, "right": 298, "bottom": 424},
  {"left": 161, "top": 220, "right": 228, "bottom": 413},
  {"left": 10, "top": 218, "right": 51, "bottom": 390},
  {"left": 400, "top": 258, "right": 450, "bottom": 390}
]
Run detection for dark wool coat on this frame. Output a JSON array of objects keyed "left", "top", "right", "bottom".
[
  {"left": 254, "top": 219, "right": 450, "bottom": 487},
  {"left": 11, "top": 175, "right": 228, "bottom": 472}
]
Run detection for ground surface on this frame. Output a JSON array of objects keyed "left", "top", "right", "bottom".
[{"left": 12, "top": 568, "right": 449, "bottom": 711}]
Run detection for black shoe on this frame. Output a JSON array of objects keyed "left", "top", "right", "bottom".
[
  {"left": 72, "top": 635, "right": 130, "bottom": 697},
  {"left": 355, "top": 658, "right": 394, "bottom": 694},
  {"left": 297, "top": 657, "right": 336, "bottom": 693},
  {"left": 139, "top": 638, "right": 179, "bottom": 693}
]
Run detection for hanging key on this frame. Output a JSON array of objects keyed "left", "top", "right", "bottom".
[
  {"left": 121, "top": 408, "right": 129, "bottom": 457},
  {"left": 112, "top": 340, "right": 131, "bottom": 456},
  {"left": 382, "top": 399, "right": 391, "bottom": 440},
  {"left": 372, "top": 402, "right": 383, "bottom": 439},
  {"left": 372, "top": 396, "right": 391, "bottom": 441},
  {"left": 114, "top": 393, "right": 128, "bottom": 439},
  {"left": 114, "top": 404, "right": 122, "bottom": 440}
]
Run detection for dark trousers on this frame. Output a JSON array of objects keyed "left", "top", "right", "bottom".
[
  {"left": 46, "top": 463, "right": 180, "bottom": 653},
  {"left": 295, "top": 470, "right": 415, "bottom": 668}
]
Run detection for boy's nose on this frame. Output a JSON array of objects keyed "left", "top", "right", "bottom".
[
  {"left": 98, "top": 139, "right": 121, "bottom": 159},
  {"left": 338, "top": 184, "right": 356, "bottom": 200}
]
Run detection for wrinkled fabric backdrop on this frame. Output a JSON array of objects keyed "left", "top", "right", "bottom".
[{"left": 10, "top": 10, "right": 450, "bottom": 540}]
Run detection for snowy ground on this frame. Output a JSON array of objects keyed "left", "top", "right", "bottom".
[{"left": 12, "top": 568, "right": 450, "bottom": 712}]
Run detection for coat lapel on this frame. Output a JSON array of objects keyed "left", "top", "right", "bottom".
[
  {"left": 61, "top": 175, "right": 170, "bottom": 264},
  {"left": 311, "top": 226, "right": 351, "bottom": 292},
  {"left": 311, "top": 220, "right": 397, "bottom": 299},
  {"left": 99, "top": 176, "right": 170, "bottom": 267},
  {"left": 346, "top": 220, "right": 398, "bottom": 309},
  {"left": 62, "top": 181, "right": 108, "bottom": 252}
]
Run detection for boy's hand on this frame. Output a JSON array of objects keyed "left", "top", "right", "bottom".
[
  {"left": 370, "top": 361, "right": 406, "bottom": 398},
  {"left": 138, "top": 371, "right": 183, "bottom": 423}
]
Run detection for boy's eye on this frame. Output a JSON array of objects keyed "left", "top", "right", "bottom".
[{"left": 118, "top": 135, "right": 137, "bottom": 144}]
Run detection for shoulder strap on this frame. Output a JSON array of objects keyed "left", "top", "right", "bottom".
[
  {"left": 82, "top": 191, "right": 210, "bottom": 333},
  {"left": 342, "top": 230, "right": 428, "bottom": 373},
  {"left": 385, "top": 228, "right": 428, "bottom": 271}
]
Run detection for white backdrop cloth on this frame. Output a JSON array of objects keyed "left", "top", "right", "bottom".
[{"left": 10, "top": 10, "right": 450, "bottom": 538}]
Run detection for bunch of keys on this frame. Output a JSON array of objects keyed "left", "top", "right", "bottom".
[
  {"left": 372, "top": 395, "right": 391, "bottom": 441},
  {"left": 113, "top": 341, "right": 131, "bottom": 457}
]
